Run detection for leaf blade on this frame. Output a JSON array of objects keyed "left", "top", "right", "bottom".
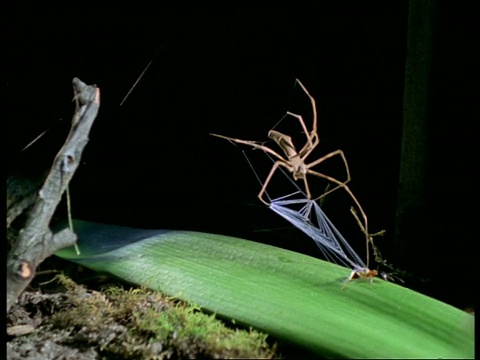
[{"left": 56, "top": 220, "right": 474, "bottom": 358}]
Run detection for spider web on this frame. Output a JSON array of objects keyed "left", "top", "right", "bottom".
[{"left": 243, "top": 150, "right": 368, "bottom": 272}]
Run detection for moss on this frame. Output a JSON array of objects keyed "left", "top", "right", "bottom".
[{"left": 47, "top": 274, "right": 277, "bottom": 359}]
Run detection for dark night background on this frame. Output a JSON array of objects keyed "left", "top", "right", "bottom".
[{"left": 7, "top": 6, "right": 477, "bottom": 310}]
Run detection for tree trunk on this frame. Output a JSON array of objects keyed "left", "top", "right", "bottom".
[{"left": 395, "top": 0, "right": 436, "bottom": 272}]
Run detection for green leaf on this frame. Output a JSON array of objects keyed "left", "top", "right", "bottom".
[{"left": 56, "top": 220, "right": 474, "bottom": 359}]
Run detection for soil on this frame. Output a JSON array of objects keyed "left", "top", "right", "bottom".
[
  {"left": 6, "top": 261, "right": 282, "bottom": 360},
  {"left": 7, "top": 285, "right": 136, "bottom": 360}
]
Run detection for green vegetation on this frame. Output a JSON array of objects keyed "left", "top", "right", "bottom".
[
  {"left": 47, "top": 274, "right": 276, "bottom": 359},
  {"left": 55, "top": 220, "right": 475, "bottom": 358}
]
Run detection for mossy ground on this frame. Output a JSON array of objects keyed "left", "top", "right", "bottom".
[{"left": 7, "top": 266, "right": 279, "bottom": 359}]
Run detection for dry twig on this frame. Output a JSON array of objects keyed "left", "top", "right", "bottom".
[{"left": 6, "top": 78, "right": 101, "bottom": 313}]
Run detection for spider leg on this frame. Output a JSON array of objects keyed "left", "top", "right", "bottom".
[
  {"left": 284, "top": 111, "right": 318, "bottom": 156},
  {"left": 294, "top": 79, "right": 318, "bottom": 137},
  {"left": 302, "top": 173, "right": 312, "bottom": 200},
  {"left": 277, "top": 79, "right": 318, "bottom": 158},
  {"left": 305, "top": 150, "right": 368, "bottom": 242},
  {"left": 305, "top": 167, "right": 370, "bottom": 268},
  {"left": 306, "top": 149, "right": 352, "bottom": 198},
  {"left": 298, "top": 131, "right": 319, "bottom": 160},
  {"left": 211, "top": 133, "right": 286, "bottom": 162},
  {"left": 257, "top": 160, "right": 291, "bottom": 205}
]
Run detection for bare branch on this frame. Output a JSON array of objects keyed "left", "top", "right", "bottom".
[{"left": 7, "top": 78, "right": 101, "bottom": 313}]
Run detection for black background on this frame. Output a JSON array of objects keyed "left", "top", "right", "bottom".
[{"left": 7, "top": 5, "right": 477, "bottom": 310}]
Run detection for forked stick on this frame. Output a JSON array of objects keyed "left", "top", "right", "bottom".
[{"left": 7, "top": 78, "right": 100, "bottom": 313}]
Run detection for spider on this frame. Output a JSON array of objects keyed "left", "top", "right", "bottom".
[{"left": 211, "top": 79, "right": 371, "bottom": 265}]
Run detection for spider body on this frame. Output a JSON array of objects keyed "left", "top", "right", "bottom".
[{"left": 267, "top": 130, "right": 308, "bottom": 181}]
